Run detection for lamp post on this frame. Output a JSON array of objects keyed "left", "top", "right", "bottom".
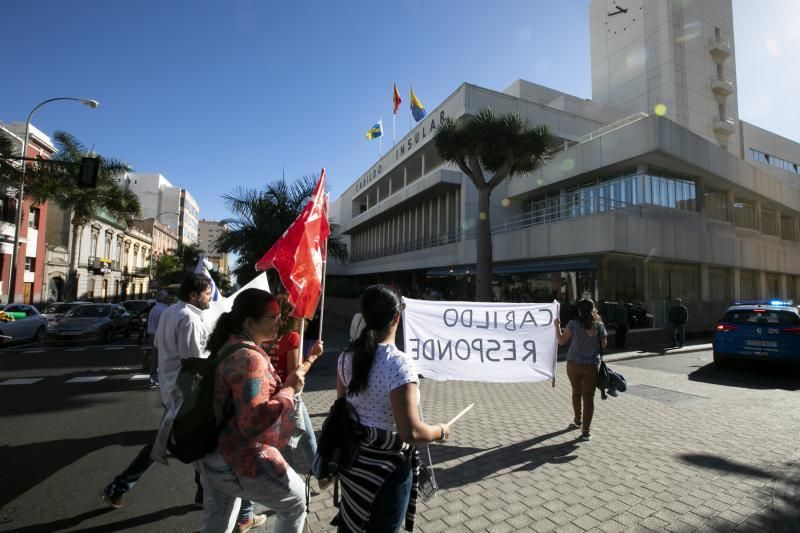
[{"left": 8, "top": 97, "right": 99, "bottom": 304}]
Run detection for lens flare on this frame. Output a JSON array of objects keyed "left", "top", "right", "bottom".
[
  {"left": 479, "top": 212, "right": 488, "bottom": 220},
  {"left": 501, "top": 198, "right": 511, "bottom": 207},
  {"left": 654, "top": 104, "right": 667, "bottom": 116},
  {"left": 561, "top": 159, "right": 575, "bottom": 171}
]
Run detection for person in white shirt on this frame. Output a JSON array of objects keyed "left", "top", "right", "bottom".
[
  {"left": 146, "top": 290, "right": 170, "bottom": 388},
  {"left": 102, "top": 274, "right": 212, "bottom": 510}
]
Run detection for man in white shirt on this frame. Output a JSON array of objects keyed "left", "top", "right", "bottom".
[
  {"left": 103, "top": 274, "right": 212, "bottom": 509},
  {"left": 146, "top": 291, "right": 170, "bottom": 389}
]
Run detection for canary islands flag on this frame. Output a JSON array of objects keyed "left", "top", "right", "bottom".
[
  {"left": 365, "top": 120, "right": 383, "bottom": 140},
  {"left": 410, "top": 84, "right": 427, "bottom": 122}
]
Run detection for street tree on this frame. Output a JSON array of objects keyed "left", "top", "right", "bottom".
[
  {"left": 216, "top": 174, "right": 348, "bottom": 286},
  {"left": 48, "top": 131, "right": 141, "bottom": 298},
  {"left": 435, "top": 109, "right": 555, "bottom": 301}
]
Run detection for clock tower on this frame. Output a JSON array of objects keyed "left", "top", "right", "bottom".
[{"left": 590, "top": 0, "right": 739, "bottom": 155}]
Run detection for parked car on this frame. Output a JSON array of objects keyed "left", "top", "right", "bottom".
[
  {"left": 42, "top": 301, "right": 91, "bottom": 324},
  {"left": 122, "top": 299, "right": 156, "bottom": 336},
  {"left": 47, "top": 303, "right": 132, "bottom": 344},
  {"left": 0, "top": 304, "right": 48, "bottom": 343},
  {"left": 713, "top": 300, "right": 800, "bottom": 368}
]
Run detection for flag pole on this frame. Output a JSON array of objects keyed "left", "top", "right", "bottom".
[
  {"left": 297, "top": 319, "right": 305, "bottom": 371},
  {"left": 317, "top": 237, "right": 329, "bottom": 342},
  {"left": 393, "top": 114, "right": 396, "bottom": 144}
]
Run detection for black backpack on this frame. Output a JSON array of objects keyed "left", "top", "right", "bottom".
[
  {"left": 167, "top": 342, "right": 249, "bottom": 463},
  {"left": 311, "top": 396, "right": 365, "bottom": 480}
]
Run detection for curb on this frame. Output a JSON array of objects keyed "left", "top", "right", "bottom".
[{"left": 602, "top": 344, "right": 713, "bottom": 363}]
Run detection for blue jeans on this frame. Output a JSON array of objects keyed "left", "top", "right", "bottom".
[
  {"left": 296, "top": 398, "right": 317, "bottom": 467},
  {"left": 199, "top": 450, "right": 306, "bottom": 533},
  {"left": 147, "top": 335, "right": 159, "bottom": 383},
  {"left": 364, "top": 453, "right": 412, "bottom": 533}
]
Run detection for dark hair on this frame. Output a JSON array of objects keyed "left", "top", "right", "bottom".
[
  {"left": 207, "top": 288, "right": 277, "bottom": 355},
  {"left": 178, "top": 273, "right": 212, "bottom": 302},
  {"left": 275, "top": 293, "right": 306, "bottom": 336},
  {"left": 347, "top": 284, "right": 401, "bottom": 395},
  {"left": 576, "top": 298, "right": 601, "bottom": 330}
]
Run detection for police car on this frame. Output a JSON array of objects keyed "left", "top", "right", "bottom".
[{"left": 713, "top": 300, "right": 800, "bottom": 367}]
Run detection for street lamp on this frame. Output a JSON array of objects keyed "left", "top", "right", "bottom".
[{"left": 8, "top": 97, "right": 99, "bottom": 303}]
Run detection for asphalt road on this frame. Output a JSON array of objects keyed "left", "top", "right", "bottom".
[{"left": 0, "top": 342, "right": 797, "bottom": 532}]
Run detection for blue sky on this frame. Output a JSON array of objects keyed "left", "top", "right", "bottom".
[{"left": 2, "top": 0, "right": 798, "bottom": 223}]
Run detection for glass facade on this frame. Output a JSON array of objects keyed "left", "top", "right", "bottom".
[
  {"left": 708, "top": 267, "right": 732, "bottom": 302},
  {"left": 739, "top": 270, "right": 758, "bottom": 299},
  {"left": 733, "top": 198, "right": 757, "bottom": 229},
  {"left": 704, "top": 189, "right": 728, "bottom": 221},
  {"left": 765, "top": 273, "right": 780, "bottom": 298},
  {"left": 647, "top": 262, "right": 700, "bottom": 301}
]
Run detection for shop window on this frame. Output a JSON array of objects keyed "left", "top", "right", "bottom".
[{"left": 708, "top": 268, "right": 732, "bottom": 302}]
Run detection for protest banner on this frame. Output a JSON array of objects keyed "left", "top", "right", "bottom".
[{"left": 402, "top": 298, "right": 558, "bottom": 383}]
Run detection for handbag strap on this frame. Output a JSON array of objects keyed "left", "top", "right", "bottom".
[{"left": 597, "top": 322, "right": 605, "bottom": 361}]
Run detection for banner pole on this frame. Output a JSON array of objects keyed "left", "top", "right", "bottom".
[
  {"left": 317, "top": 237, "right": 329, "bottom": 342},
  {"left": 298, "top": 319, "right": 305, "bottom": 371},
  {"left": 552, "top": 300, "right": 559, "bottom": 387}
]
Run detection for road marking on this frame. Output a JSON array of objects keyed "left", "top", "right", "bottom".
[
  {"left": 66, "top": 376, "right": 106, "bottom": 383},
  {"left": 130, "top": 374, "right": 150, "bottom": 381},
  {"left": 23, "top": 350, "right": 46, "bottom": 353},
  {"left": 64, "top": 348, "right": 86, "bottom": 352},
  {"left": 110, "top": 366, "right": 138, "bottom": 371},
  {"left": 104, "top": 347, "right": 126, "bottom": 351},
  {"left": 1, "top": 378, "right": 44, "bottom": 385}
]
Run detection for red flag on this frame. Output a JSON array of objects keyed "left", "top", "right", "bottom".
[
  {"left": 255, "top": 170, "right": 330, "bottom": 319},
  {"left": 393, "top": 83, "right": 402, "bottom": 114}
]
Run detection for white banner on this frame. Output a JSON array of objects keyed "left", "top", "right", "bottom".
[
  {"left": 202, "top": 272, "right": 271, "bottom": 332},
  {"left": 402, "top": 298, "right": 558, "bottom": 383}
]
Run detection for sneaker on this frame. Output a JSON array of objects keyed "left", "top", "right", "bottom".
[
  {"left": 148, "top": 381, "right": 159, "bottom": 390},
  {"left": 235, "top": 514, "right": 267, "bottom": 532},
  {"left": 579, "top": 432, "right": 592, "bottom": 441},
  {"left": 102, "top": 489, "right": 123, "bottom": 509},
  {"left": 570, "top": 420, "right": 582, "bottom": 429}
]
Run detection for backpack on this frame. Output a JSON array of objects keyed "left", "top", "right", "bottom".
[
  {"left": 167, "top": 342, "right": 250, "bottom": 463},
  {"left": 311, "top": 396, "right": 365, "bottom": 480}
]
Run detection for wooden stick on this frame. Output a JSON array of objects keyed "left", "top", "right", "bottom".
[
  {"left": 317, "top": 237, "right": 328, "bottom": 342},
  {"left": 446, "top": 403, "right": 474, "bottom": 427}
]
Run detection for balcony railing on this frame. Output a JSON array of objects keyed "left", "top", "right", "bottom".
[
  {"left": 711, "top": 76, "right": 735, "bottom": 96},
  {"left": 713, "top": 116, "right": 736, "bottom": 135},
  {"left": 123, "top": 265, "right": 150, "bottom": 277},
  {"left": 349, "top": 196, "right": 641, "bottom": 263},
  {"left": 708, "top": 37, "right": 732, "bottom": 59},
  {"left": 87, "top": 256, "right": 118, "bottom": 273}
]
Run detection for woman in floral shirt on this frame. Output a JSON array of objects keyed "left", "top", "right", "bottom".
[{"left": 198, "top": 288, "right": 322, "bottom": 533}]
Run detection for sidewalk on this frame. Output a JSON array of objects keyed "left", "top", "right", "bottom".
[{"left": 288, "top": 333, "right": 799, "bottom": 532}]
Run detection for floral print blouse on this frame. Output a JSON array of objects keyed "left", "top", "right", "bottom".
[{"left": 214, "top": 335, "right": 295, "bottom": 478}]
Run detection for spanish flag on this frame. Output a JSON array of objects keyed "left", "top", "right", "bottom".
[
  {"left": 393, "top": 83, "right": 402, "bottom": 114},
  {"left": 410, "top": 84, "right": 427, "bottom": 122},
  {"left": 365, "top": 120, "right": 383, "bottom": 140}
]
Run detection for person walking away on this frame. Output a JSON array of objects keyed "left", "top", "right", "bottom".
[
  {"left": 555, "top": 298, "right": 607, "bottom": 442},
  {"left": 612, "top": 302, "right": 629, "bottom": 349},
  {"left": 199, "top": 289, "right": 323, "bottom": 533},
  {"left": 667, "top": 298, "right": 688, "bottom": 348},
  {"left": 336, "top": 285, "right": 452, "bottom": 532},
  {"left": 103, "top": 274, "right": 212, "bottom": 508},
  {"left": 146, "top": 290, "right": 170, "bottom": 389}
]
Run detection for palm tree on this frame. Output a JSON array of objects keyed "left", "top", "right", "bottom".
[
  {"left": 47, "top": 131, "right": 141, "bottom": 298},
  {"left": 435, "top": 109, "right": 556, "bottom": 301},
  {"left": 216, "top": 174, "right": 348, "bottom": 286}
]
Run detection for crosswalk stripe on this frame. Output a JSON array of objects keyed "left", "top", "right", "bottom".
[
  {"left": 22, "top": 350, "right": 46, "bottom": 353},
  {"left": 1, "top": 378, "right": 44, "bottom": 385},
  {"left": 104, "top": 347, "right": 125, "bottom": 351},
  {"left": 66, "top": 376, "right": 106, "bottom": 383},
  {"left": 130, "top": 374, "right": 150, "bottom": 381},
  {"left": 64, "top": 348, "right": 86, "bottom": 352}
]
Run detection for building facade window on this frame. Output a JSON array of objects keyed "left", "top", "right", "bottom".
[
  {"left": 647, "top": 262, "right": 700, "bottom": 301},
  {"left": 761, "top": 207, "right": 779, "bottom": 236},
  {"left": 708, "top": 267, "right": 732, "bottom": 302},
  {"left": 24, "top": 257, "right": 35, "bottom": 272},
  {"left": 748, "top": 148, "right": 799, "bottom": 174},
  {"left": 739, "top": 270, "right": 757, "bottom": 299},
  {"left": 765, "top": 273, "right": 781, "bottom": 297},
  {"left": 704, "top": 189, "right": 728, "bottom": 221},
  {"left": 781, "top": 216, "right": 797, "bottom": 241},
  {"left": 28, "top": 207, "right": 40, "bottom": 229}
]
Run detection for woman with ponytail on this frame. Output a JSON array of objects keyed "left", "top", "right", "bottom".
[
  {"left": 199, "top": 288, "right": 322, "bottom": 533},
  {"left": 554, "top": 298, "right": 607, "bottom": 442},
  {"left": 335, "top": 285, "right": 452, "bottom": 532}
]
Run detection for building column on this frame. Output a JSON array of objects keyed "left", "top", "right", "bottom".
[
  {"left": 700, "top": 263, "right": 710, "bottom": 302},
  {"left": 775, "top": 210, "right": 782, "bottom": 238},
  {"left": 780, "top": 274, "right": 788, "bottom": 300},
  {"left": 637, "top": 165, "right": 647, "bottom": 204},
  {"left": 757, "top": 271, "right": 767, "bottom": 299},
  {"left": 421, "top": 153, "right": 426, "bottom": 176},
  {"left": 642, "top": 261, "right": 650, "bottom": 302},
  {"left": 403, "top": 167, "right": 408, "bottom": 187},
  {"left": 754, "top": 200, "right": 762, "bottom": 232},
  {"left": 733, "top": 268, "right": 741, "bottom": 300},
  {"left": 726, "top": 190, "right": 736, "bottom": 224},
  {"left": 695, "top": 176, "right": 706, "bottom": 216}
]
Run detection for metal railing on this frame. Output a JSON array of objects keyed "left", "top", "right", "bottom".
[
  {"left": 350, "top": 196, "right": 641, "bottom": 263},
  {"left": 87, "top": 256, "right": 118, "bottom": 272},
  {"left": 576, "top": 112, "right": 649, "bottom": 144}
]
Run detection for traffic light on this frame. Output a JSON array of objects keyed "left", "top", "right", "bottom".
[{"left": 78, "top": 157, "right": 100, "bottom": 188}]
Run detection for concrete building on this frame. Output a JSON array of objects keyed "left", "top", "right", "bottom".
[
  {"left": 45, "top": 204, "right": 152, "bottom": 302},
  {"left": 132, "top": 218, "right": 178, "bottom": 258},
  {"left": 329, "top": 0, "right": 800, "bottom": 332},
  {"left": 198, "top": 219, "right": 230, "bottom": 277},
  {"left": 119, "top": 172, "right": 200, "bottom": 244},
  {"left": 0, "top": 122, "right": 55, "bottom": 304}
]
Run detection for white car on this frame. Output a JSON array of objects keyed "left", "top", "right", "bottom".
[{"left": 0, "top": 304, "right": 48, "bottom": 343}]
